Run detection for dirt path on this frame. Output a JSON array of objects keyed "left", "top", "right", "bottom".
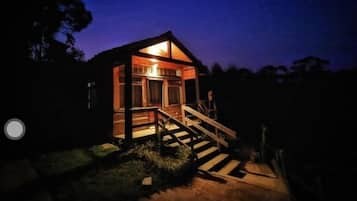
[{"left": 140, "top": 172, "right": 291, "bottom": 201}]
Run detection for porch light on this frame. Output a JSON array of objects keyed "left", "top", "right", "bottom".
[{"left": 148, "top": 64, "right": 158, "bottom": 76}]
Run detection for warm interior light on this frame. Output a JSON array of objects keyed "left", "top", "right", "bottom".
[
  {"left": 149, "top": 64, "right": 158, "bottom": 76},
  {"left": 149, "top": 58, "right": 158, "bottom": 62},
  {"left": 147, "top": 41, "right": 168, "bottom": 56}
]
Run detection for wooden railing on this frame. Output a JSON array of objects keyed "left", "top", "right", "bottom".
[
  {"left": 157, "top": 109, "right": 199, "bottom": 160},
  {"left": 181, "top": 105, "right": 237, "bottom": 149},
  {"left": 115, "top": 106, "right": 198, "bottom": 159}
]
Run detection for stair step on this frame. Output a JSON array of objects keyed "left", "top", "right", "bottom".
[
  {"left": 193, "top": 140, "right": 210, "bottom": 150},
  {"left": 199, "top": 154, "right": 229, "bottom": 171},
  {"left": 218, "top": 160, "right": 240, "bottom": 175},
  {"left": 168, "top": 138, "right": 195, "bottom": 147},
  {"left": 168, "top": 142, "right": 179, "bottom": 147},
  {"left": 197, "top": 147, "right": 218, "bottom": 160},
  {"left": 174, "top": 131, "right": 189, "bottom": 138},
  {"left": 181, "top": 138, "right": 193, "bottom": 144},
  {"left": 162, "top": 135, "right": 172, "bottom": 141}
]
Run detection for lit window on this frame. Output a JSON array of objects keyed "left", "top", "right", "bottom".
[
  {"left": 168, "top": 80, "right": 181, "bottom": 105},
  {"left": 119, "top": 78, "right": 143, "bottom": 108}
]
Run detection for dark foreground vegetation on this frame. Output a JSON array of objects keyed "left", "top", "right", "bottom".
[{"left": 0, "top": 141, "right": 194, "bottom": 201}]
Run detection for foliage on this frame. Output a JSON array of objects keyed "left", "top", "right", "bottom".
[
  {"left": 129, "top": 141, "right": 192, "bottom": 176},
  {"left": 55, "top": 160, "right": 149, "bottom": 201},
  {"left": 32, "top": 148, "right": 93, "bottom": 176},
  {"left": 5, "top": 0, "right": 92, "bottom": 62},
  {"left": 89, "top": 143, "right": 120, "bottom": 158},
  {"left": 1, "top": 142, "right": 193, "bottom": 201}
]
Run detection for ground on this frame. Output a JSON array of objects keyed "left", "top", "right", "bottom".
[
  {"left": 140, "top": 172, "right": 290, "bottom": 201},
  {"left": 0, "top": 143, "right": 291, "bottom": 201}
]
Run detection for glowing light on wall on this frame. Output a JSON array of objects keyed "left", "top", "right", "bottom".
[
  {"left": 148, "top": 64, "right": 158, "bottom": 76},
  {"left": 140, "top": 41, "right": 169, "bottom": 57},
  {"left": 148, "top": 42, "right": 168, "bottom": 56}
]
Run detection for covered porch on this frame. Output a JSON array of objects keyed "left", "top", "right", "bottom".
[{"left": 110, "top": 33, "right": 202, "bottom": 141}]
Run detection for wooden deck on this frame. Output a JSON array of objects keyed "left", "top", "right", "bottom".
[
  {"left": 113, "top": 124, "right": 179, "bottom": 139},
  {"left": 113, "top": 118, "right": 200, "bottom": 139}
]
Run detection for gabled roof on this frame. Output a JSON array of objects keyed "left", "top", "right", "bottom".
[{"left": 90, "top": 31, "right": 202, "bottom": 66}]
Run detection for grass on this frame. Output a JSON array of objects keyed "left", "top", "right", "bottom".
[
  {"left": 32, "top": 148, "right": 94, "bottom": 176},
  {"left": 55, "top": 160, "right": 149, "bottom": 201},
  {"left": 1, "top": 141, "right": 194, "bottom": 201},
  {"left": 129, "top": 141, "right": 192, "bottom": 176},
  {"left": 88, "top": 143, "right": 120, "bottom": 158}
]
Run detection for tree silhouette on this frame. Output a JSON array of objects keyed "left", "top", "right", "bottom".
[
  {"left": 291, "top": 56, "right": 329, "bottom": 73},
  {"left": 6, "top": 0, "right": 92, "bottom": 62},
  {"left": 211, "top": 62, "right": 224, "bottom": 76}
]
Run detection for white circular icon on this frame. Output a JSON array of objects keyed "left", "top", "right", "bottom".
[{"left": 4, "top": 118, "right": 26, "bottom": 140}]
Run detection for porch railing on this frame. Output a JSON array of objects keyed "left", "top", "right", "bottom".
[{"left": 115, "top": 107, "right": 198, "bottom": 159}]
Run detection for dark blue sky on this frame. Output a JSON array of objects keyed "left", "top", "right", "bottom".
[{"left": 75, "top": 0, "right": 357, "bottom": 71}]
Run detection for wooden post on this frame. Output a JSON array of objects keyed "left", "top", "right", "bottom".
[
  {"left": 261, "top": 124, "right": 267, "bottom": 163},
  {"left": 194, "top": 65, "right": 200, "bottom": 105},
  {"left": 154, "top": 109, "right": 159, "bottom": 135},
  {"left": 154, "top": 109, "right": 160, "bottom": 152},
  {"left": 181, "top": 105, "right": 186, "bottom": 125},
  {"left": 124, "top": 59, "right": 133, "bottom": 144},
  {"left": 279, "top": 149, "right": 287, "bottom": 179},
  {"left": 215, "top": 128, "right": 220, "bottom": 151}
]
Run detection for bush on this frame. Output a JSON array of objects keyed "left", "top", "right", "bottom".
[{"left": 127, "top": 141, "right": 193, "bottom": 176}]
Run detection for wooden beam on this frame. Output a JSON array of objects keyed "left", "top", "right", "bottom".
[
  {"left": 194, "top": 66, "right": 200, "bottom": 103},
  {"left": 124, "top": 59, "right": 133, "bottom": 143},
  {"left": 133, "top": 52, "right": 196, "bottom": 66}
]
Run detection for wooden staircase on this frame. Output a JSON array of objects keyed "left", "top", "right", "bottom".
[{"left": 160, "top": 105, "right": 278, "bottom": 181}]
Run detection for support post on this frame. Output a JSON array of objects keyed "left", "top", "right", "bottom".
[
  {"left": 215, "top": 128, "right": 220, "bottom": 151},
  {"left": 261, "top": 124, "right": 267, "bottom": 163},
  {"left": 194, "top": 65, "right": 200, "bottom": 105},
  {"left": 181, "top": 105, "right": 186, "bottom": 125},
  {"left": 124, "top": 59, "right": 133, "bottom": 145},
  {"left": 154, "top": 109, "right": 161, "bottom": 152}
]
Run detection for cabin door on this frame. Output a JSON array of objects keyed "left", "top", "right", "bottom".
[{"left": 148, "top": 80, "right": 163, "bottom": 107}]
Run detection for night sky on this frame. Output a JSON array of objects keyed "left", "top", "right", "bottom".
[{"left": 74, "top": 0, "right": 357, "bottom": 71}]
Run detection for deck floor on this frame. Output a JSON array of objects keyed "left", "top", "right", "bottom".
[
  {"left": 114, "top": 124, "right": 180, "bottom": 139},
  {"left": 113, "top": 119, "right": 200, "bottom": 139}
]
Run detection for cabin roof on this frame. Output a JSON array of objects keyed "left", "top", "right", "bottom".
[{"left": 89, "top": 31, "right": 202, "bottom": 66}]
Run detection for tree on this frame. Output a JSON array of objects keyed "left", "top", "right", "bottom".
[
  {"left": 291, "top": 56, "right": 329, "bottom": 73},
  {"left": 211, "top": 62, "right": 224, "bottom": 76},
  {"left": 5, "top": 0, "right": 92, "bottom": 62}
]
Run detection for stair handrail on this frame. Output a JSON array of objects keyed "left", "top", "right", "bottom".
[
  {"left": 157, "top": 109, "right": 199, "bottom": 160},
  {"left": 182, "top": 105, "right": 237, "bottom": 148}
]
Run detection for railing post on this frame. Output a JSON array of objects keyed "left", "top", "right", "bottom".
[
  {"left": 215, "top": 128, "right": 221, "bottom": 151},
  {"left": 181, "top": 105, "right": 186, "bottom": 125},
  {"left": 261, "top": 124, "right": 267, "bottom": 163},
  {"left": 279, "top": 149, "right": 287, "bottom": 179},
  {"left": 154, "top": 109, "right": 159, "bottom": 135},
  {"left": 154, "top": 109, "right": 161, "bottom": 152}
]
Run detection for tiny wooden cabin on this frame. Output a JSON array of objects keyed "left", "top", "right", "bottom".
[{"left": 89, "top": 31, "right": 203, "bottom": 140}]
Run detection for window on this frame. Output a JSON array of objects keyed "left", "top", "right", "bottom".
[
  {"left": 168, "top": 80, "right": 181, "bottom": 105},
  {"left": 148, "top": 80, "right": 163, "bottom": 106},
  {"left": 119, "top": 78, "right": 143, "bottom": 108},
  {"left": 88, "top": 81, "right": 96, "bottom": 110}
]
